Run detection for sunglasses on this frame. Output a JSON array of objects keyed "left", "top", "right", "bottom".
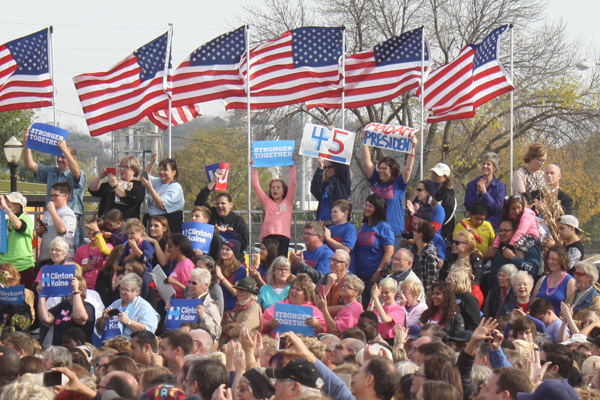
[{"left": 453, "top": 240, "right": 468, "bottom": 246}]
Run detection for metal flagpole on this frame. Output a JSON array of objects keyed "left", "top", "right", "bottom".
[
  {"left": 48, "top": 26, "right": 57, "bottom": 126},
  {"left": 341, "top": 28, "right": 346, "bottom": 130},
  {"left": 420, "top": 26, "right": 425, "bottom": 181},
  {"left": 246, "top": 25, "right": 253, "bottom": 262},
  {"left": 164, "top": 23, "right": 174, "bottom": 158},
  {"left": 509, "top": 24, "right": 514, "bottom": 194}
]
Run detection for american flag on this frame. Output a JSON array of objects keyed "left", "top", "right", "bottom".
[
  {"left": 170, "top": 26, "right": 246, "bottom": 108},
  {"left": 73, "top": 32, "right": 171, "bottom": 137},
  {"left": 307, "top": 27, "right": 429, "bottom": 110},
  {"left": 148, "top": 104, "right": 202, "bottom": 131},
  {"left": 224, "top": 27, "right": 344, "bottom": 110},
  {"left": 418, "top": 25, "right": 513, "bottom": 123},
  {"left": 0, "top": 28, "right": 53, "bottom": 112}
]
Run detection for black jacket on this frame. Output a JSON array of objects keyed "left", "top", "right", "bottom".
[{"left": 310, "top": 163, "right": 351, "bottom": 219}]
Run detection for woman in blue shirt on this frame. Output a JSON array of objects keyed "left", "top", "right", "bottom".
[
  {"left": 354, "top": 194, "right": 395, "bottom": 308},
  {"left": 362, "top": 133, "right": 417, "bottom": 248}
]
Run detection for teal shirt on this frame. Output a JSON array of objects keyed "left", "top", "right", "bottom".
[{"left": 258, "top": 283, "right": 291, "bottom": 310}]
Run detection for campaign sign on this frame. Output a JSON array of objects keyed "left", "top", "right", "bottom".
[
  {"left": 205, "top": 163, "right": 230, "bottom": 191},
  {"left": 299, "top": 124, "right": 355, "bottom": 165},
  {"left": 27, "top": 123, "right": 70, "bottom": 157},
  {"left": 362, "top": 122, "right": 416, "bottom": 154},
  {"left": 101, "top": 316, "right": 121, "bottom": 341},
  {"left": 252, "top": 140, "right": 295, "bottom": 168},
  {"left": 166, "top": 299, "right": 203, "bottom": 330},
  {"left": 0, "top": 285, "right": 24, "bottom": 305},
  {"left": 273, "top": 303, "right": 315, "bottom": 337},
  {"left": 0, "top": 209, "right": 6, "bottom": 254},
  {"left": 182, "top": 222, "right": 214, "bottom": 253},
  {"left": 39, "top": 264, "right": 76, "bottom": 298}
]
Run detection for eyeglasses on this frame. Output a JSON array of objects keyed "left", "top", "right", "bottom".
[
  {"left": 498, "top": 229, "right": 514, "bottom": 234},
  {"left": 574, "top": 272, "right": 588, "bottom": 278},
  {"left": 340, "top": 284, "right": 356, "bottom": 291},
  {"left": 535, "top": 157, "right": 547, "bottom": 164},
  {"left": 415, "top": 188, "right": 426, "bottom": 192},
  {"left": 329, "top": 258, "right": 347, "bottom": 265},
  {"left": 182, "top": 378, "right": 193, "bottom": 386},
  {"left": 335, "top": 344, "right": 350, "bottom": 351},
  {"left": 323, "top": 166, "right": 335, "bottom": 170},
  {"left": 120, "top": 287, "right": 135, "bottom": 293},
  {"left": 392, "top": 258, "right": 410, "bottom": 263},
  {"left": 50, "top": 193, "right": 65, "bottom": 198},
  {"left": 50, "top": 248, "right": 65, "bottom": 253},
  {"left": 188, "top": 280, "right": 199, "bottom": 285},
  {"left": 453, "top": 240, "right": 468, "bottom": 246},
  {"left": 377, "top": 166, "right": 390, "bottom": 171},
  {"left": 276, "top": 268, "right": 290, "bottom": 272},
  {"left": 303, "top": 232, "right": 319, "bottom": 237}
]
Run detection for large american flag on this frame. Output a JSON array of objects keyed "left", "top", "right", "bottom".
[
  {"left": 148, "top": 104, "right": 202, "bottom": 131},
  {"left": 224, "top": 27, "right": 345, "bottom": 110},
  {"left": 418, "top": 25, "right": 513, "bottom": 123},
  {"left": 170, "top": 26, "right": 246, "bottom": 108},
  {"left": 73, "top": 32, "right": 171, "bottom": 137},
  {"left": 308, "top": 27, "right": 429, "bottom": 110},
  {"left": 0, "top": 28, "right": 53, "bottom": 112}
]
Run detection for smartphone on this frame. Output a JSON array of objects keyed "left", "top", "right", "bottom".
[
  {"left": 108, "top": 309, "right": 120, "bottom": 317},
  {"left": 318, "top": 284, "right": 326, "bottom": 298},
  {"left": 142, "top": 170, "right": 149, "bottom": 180},
  {"left": 43, "top": 371, "right": 62, "bottom": 387},
  {"left": 276, "top": 335, "right": 287, "bottom": 351},
  {"left": 105, "top": 167, "right": 117, "bottom": 176}
]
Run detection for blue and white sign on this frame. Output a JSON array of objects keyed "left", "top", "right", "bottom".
[
  {"left": 0, "top": 209, "right": 6, "bottom": 254},
  {"left": 27, "top": 123, "right": 70, "bottom": 157},
  {"left": 300, "top": 123, "right": 355, "bottom": 165},
  {"left": 273, "top": 303, "right": 315, "bottom": 337},
  {"left": 40, "top": 264, "right": 75, "bottom": 298},
  {"left": 252, "top": 140, "right": 295, "bottom": 168},
  {"left": 182, "top": 222, "right": 214, "bottom": 253},
  {"left": 101, "top": 316, "right": 121, "bottom": 341},
  {"left": 166, "top": 299, "right": 204, "bottom": 330},
  {"left": 0, "top": 285, "right": 24, "bottom": 305},
  {"left": 362, "top": 122, "right": 416, "bottom": 154}
]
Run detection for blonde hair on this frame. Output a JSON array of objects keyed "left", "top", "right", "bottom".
[
  {"left": 344, "top": 274, "right": 365, "bottom": 295},
  {"left": 454, "top": 230, "right": 477, "bottom": 255},
  {"left": 119, "top": 155, "right": 141, "bottom": 177},
  {"left": 266, "top": 256, "right": 292, "bottom": 285},
  {"left": 124, "top": 218, "right": 145, "bottom": 232},
  {"left": 379, "top": 277, "right": 398, "bottom": 292},
  {"left": 449, "top": 266, "right": 472, "bottom": 294},
  {"left": 401, "top": 280, "right": 422, "bottom": 298}
]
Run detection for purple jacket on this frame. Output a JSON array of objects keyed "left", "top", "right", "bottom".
[{"left": 464, "top": 176, "right": 506, "bottom": 232}]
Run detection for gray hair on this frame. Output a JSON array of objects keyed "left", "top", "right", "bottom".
[
  {"left": 50, "top": 236, "right": 69, "bottom": 254},
  {"left": 120, "top": 273, "right": 142, "bottom": 292},
  {"left": 511, "top": 270, "right": 534, "bottom": 289},
  {"left": 0, "top": 380, "right": 53, "bottom": 400},
  {"left": 191, "top": 268, "right": 211, "bottom": 286},
  {"left": 482, "top": 152, "right": 500, "bottom": 171},
  {"left": 344, "top": 274, "right": 365, "bottom": 295},
  {"left": 395, "top": 361, "right": 419, "bottom": 377},
  {"left": 334, "top": 249, "right": 351, "bottom": 264},
  {"left": 499, "top": 264, "right": 518, "bottom": 283},
  {"left": 44, "top": 345, "right": 72, "bottom": 368},
  {"left": 397, "top": 248, "right": 414, "bottom": 262},
  {"left": 575, "top": 261, "right": 599, "bottom": 285}
]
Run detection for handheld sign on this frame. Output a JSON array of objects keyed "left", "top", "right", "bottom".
[
  {"left": 362, "top": 123, "right": 416, "bottom": 154},
  {"left": 252, "top": 140, "right": 295, "bottom": 168},
  {"left": 273, "top": 303, "right": 315, "bottom": 337},
  {"left": 27, "top": 123, "right": 70, "bottom": 157},
  {"left": 0, "top": 209, "right": 6, "bottom": 254},
  {"left": 166, "top": 299, "right": 203, "bottom": 330},
  {"left": 205, "top": 163, "right": 230, "bottom": 192},
  {"left": 152, "top": 265, "right": 176, "bottom": 301},
  {"left": 40, "top": 264, "right": 76, "bottom": 298},
  {"left": 101, "top": 315, "right": 121, "bottom": 341},
  {"left": 182, "top": 222, "right": 214, "bottom": 253},
  {"left": 0, "top": 285, "right": 25, "bottom": 305},
  {"left": 300, "top": 124, "right": 355, "bottom": 165}
]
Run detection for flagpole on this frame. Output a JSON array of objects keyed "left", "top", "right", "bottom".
[
  {"left": 165, "top": 24, "right": 174, "bottom": 158},
  {"left": 48, "top": 26, "right": 57, "bottom": 127},
  {"left": 509, "top": 24, "right": 514, "bottom": 195},
  {"left": 341, "top": 28, "right": 346, "bottom": 130},
  {"left": 246, "top": 25, "right": 253, "bottom": 263},
  {"left": 420, "top": 26, "right": 425, "bottom": 181}
]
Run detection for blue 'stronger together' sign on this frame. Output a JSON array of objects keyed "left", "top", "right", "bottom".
[
  {"left": 27, "top": 122, "right": 70, "bottom": 157},
  {"left": 273, "top": 303, "right": 315, "bottom": 337},
  {"left": 182, "top": 222, "right": 214, "bottom": 253},
  {"left": 252, "top": 140, "right": 295, "bottom": 168},
  {"left": 166, "top": 299, "right": 204, "bottom": 330},
  {"left": 40, "top": 264, "right": 76, "bottom": 298}
]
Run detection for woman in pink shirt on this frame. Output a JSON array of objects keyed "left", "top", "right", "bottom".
[
  {"left": 251, "top": 158, "right": 296, "bottom": 255},
  {"left": 368, "top": 277, "right": 406, "bottom": 346},
  {"left": 317, "top": 274, "right": 364, "bottom": 336},
  {"left": 165, "top": 234, "right": 195, "bottom": 299}
]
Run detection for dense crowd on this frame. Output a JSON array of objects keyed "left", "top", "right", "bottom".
[{"left": 0, "top": 131, "right": 594, "bottom": 400}]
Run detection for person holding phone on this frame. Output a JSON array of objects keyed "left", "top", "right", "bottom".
[
  {"left": 89, "top": 155, "right": 146, "bottom": 220},
  {"left": 96, "top": 273, "right": 159, "bottom": 338},
  {"left": 141, "top": 152, "right": 184, "bottom": 234}
]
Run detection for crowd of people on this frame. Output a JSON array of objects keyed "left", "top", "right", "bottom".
[{"left": 0, "top": 132, "right": 594, "bottom": 400}]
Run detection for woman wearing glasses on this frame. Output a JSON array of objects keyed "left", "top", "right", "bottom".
[
  {"left": 188, "top": 268, "right": 222, "bottom": 338},
  {"left": 97, "top": 273, "right": 159, "bottom": 338},
  {"left": 511, "top": 143, "right": 548, "bottom": 194},
  {"left": 89, "top": 155, "right": 146, "bottom": 220},
  {"left": 440, "top": 230, "right": 483, "bottom": 307}
]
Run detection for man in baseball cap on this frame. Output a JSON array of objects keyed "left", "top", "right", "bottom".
[{"left": 265, "top": 358, "right": 323, "bottom": 399}]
